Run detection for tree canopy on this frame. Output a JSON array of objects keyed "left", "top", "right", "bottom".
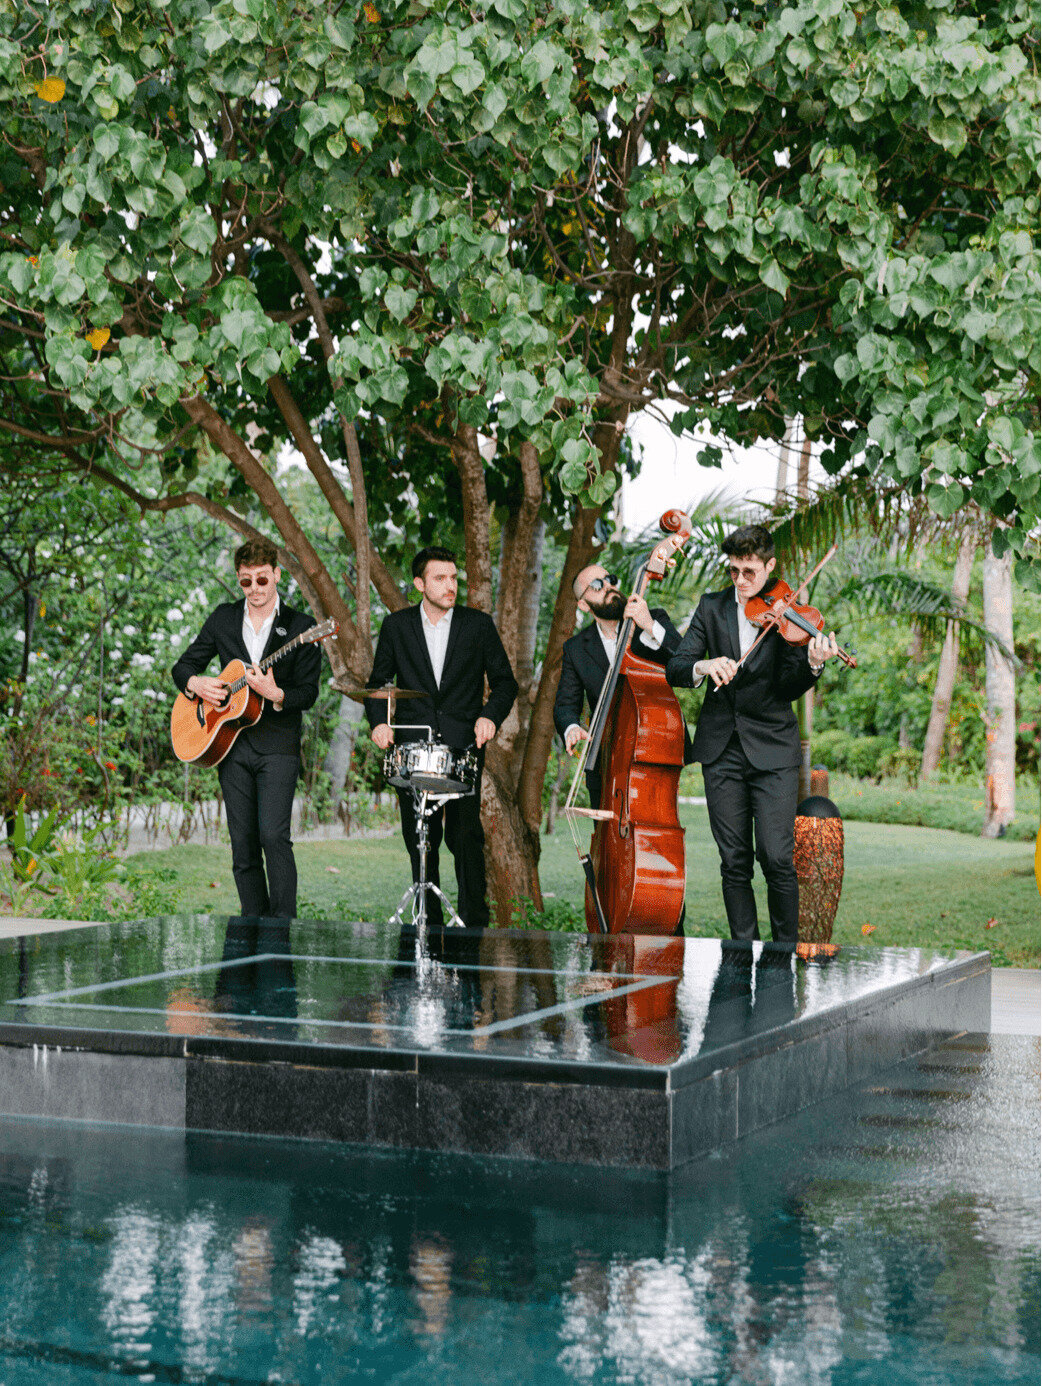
[{"left": 0, "top": 0, "right": 1037, "bottom": 908}]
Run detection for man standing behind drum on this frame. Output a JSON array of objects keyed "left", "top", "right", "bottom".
[{"left": 366, "top": 546, "right": 518, "bottom": 929}]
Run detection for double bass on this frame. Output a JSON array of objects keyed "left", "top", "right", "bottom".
[{"left": 563, "top": 511, "right": 692, "bottom": 934}]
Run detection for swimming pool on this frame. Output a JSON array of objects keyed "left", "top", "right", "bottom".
[{"left": 0, "top": 1032, "right": 1037, "bottom": 1384}]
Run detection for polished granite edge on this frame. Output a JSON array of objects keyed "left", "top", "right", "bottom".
[
  {"left": 668, "top": 961, "right": 992, "bottom": 1163},
  {"left": 0, "top": 956, "right": 994, "bottom": 1170},
  {"left": 182, "top": 1057, "right": 672, "bottom": 1168},
  {"left": 0, "top": 947, "right": 991, "bottom": 1092},
  {"left": 668, "top": 949, "right": 991, "bottom": 1090}
]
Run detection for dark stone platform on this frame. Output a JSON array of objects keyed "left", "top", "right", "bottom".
[{"left": 0, "top": 916, "right": 990, "bottom": 1169}]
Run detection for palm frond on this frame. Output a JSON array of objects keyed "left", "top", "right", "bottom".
[
  {"left": 762, "top": 474, "right": 986, "bottom": 569},
  {"left": 835, "top": 569, "right": 1018, "bottom": 665}
]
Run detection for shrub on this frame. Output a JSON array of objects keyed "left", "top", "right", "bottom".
[
  {"left": 810, "top": 729, "right": 850, "bottom": 772},
  {"left": 511, "top": 896, "right": 586, "bottom": 932},
  {"left": 878, "top": 747, "right": 920, "bottom": 786},
  {"left": 810, "top": 730, "right": 896, "bottom": 779}
]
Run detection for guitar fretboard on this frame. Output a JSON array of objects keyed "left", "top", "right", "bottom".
[{"left": 225, "top": 630, "right": 311, "bottom": 696}]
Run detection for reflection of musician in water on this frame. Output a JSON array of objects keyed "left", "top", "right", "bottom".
[
  {"left": 366, "top": 546, "right": 518, "bottom": 929},
  {"left": 697, "top": 941, "right": 798, "bottom": 1054},
  {"left": 214, "top": 917, "right": 298, "bottom": 1029}
]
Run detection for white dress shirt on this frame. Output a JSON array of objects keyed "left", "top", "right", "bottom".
[
  {"left": 243, "top": 596, "right": 279, "bottom": 667},
  {"left": 565, "top": 618, "right": 665, "bottom": 742},
  {"left": 420, "top": 603, "right": 453, "bottom": 685}
]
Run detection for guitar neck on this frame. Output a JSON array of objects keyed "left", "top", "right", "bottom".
[
  {"left": 225, "top": 632, "right": 306, "bottom": 695},
  {"left": 260, "top": 630, "right": 308, "bottom": 672}
]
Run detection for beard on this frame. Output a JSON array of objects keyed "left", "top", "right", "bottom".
[{"left": 589, "top": 591, "right": 625, "bottom": 621}]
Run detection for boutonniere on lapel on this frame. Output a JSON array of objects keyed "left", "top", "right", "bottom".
[{"left": 275, "top": 626, "right": 287, "bottom": 637}]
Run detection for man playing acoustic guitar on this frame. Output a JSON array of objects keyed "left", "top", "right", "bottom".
[{"left": 172, "top": 537, "right": 321, "bottom": 918}]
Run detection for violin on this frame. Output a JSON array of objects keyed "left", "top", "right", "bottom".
[
  {"left": 731, "top": 543, "right": 857, "bottom": 674},
  {"left": 745, "top": 578, "right": 857, "bottom": 669}
]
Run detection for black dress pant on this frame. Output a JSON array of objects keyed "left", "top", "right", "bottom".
[
  {"left": 217, "top": 737, "right": 301, "bottom": 918},
  {"left": 701, "top": 733, "right": 799, "bottom": 943},
  {"left": 396, "top": 771, "right": 488, "bottom": 929}
]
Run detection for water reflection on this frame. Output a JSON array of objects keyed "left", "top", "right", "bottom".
[{"left": 0, "top": 1035, "right": 1036, "bottom": 1385}]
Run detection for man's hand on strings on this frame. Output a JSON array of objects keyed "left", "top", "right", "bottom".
[
  {"left": 565, "top": 725, "right": 590, "bottom": 755},
  {"left": 245, "top": 665, "right": 283, "bottom": 706},
  {"left": 186, "top": 675, "right": 228, "bottom": 707},
  {"left": 808, "top": 631, "right": 840, "bottom": 673},
  {"left": 623, "top": 594, "right": 655, "bottom": 635}
]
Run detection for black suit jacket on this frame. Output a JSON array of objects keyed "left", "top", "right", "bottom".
[
  {"left": 553, "top": 608, "right": 692, "bottom": 764},
  {"left": 364, "top": 605, "right": 518, "bottom": 748},
  {"left": 665, "top": 587, "right": 818, "bottom": 770},
  {"left": 172, "top": 599, "right": 321, "bottom": 756}
]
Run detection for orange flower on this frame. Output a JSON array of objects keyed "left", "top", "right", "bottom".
[
  {"left": 861, "top": 924, "right": 876, "bottom": 935},
  {"left": 363, "top": 2, "right": 380, "bottom": 20},
  {"left": 35, "top": 77, "right": 66, "bottom": 103},
  {"left": 86, "top": 326, "right": 111, "bottom": 350}
]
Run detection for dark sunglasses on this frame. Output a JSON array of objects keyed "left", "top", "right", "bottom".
[
  {"left": 578, "top": 572, "right": 619, "bottom": 601},
  {"left": 239, "top": 575, "right": 271, "bottom": 589},
  {"left": 727, "top": 564, "right": 762, "bottom": 581}
]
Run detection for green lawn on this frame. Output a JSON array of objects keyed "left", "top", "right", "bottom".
[{"left": 128, "top": 802, "right": 1041, "bottom": 967}]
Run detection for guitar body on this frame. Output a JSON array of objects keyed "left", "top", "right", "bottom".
[{"left": 170, "top": 659, "right": 264, "bottom": 766}]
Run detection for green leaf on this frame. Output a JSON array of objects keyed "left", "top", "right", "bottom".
[
  {"left": 385, "top": 284, "right": 417, "bottom": 321},
  {"left": 179, "top": 208, "right": 216, "bottom": 254},
  {"left": 926, "top": 481, "right": 966, "bottom": 519},
  {"left": 927, "top": 116, "right": 967, "bottom": 155},
  {"left": 759, "top": 258, "right": 790, "bottom": 296}
]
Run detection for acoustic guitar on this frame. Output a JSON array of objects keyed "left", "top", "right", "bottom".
[{"left": 170, "top": 618, "right": 338, "bottom": 767}]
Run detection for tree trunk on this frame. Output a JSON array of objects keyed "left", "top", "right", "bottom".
[
  {"left": 481, "top": 742, "right": 543, "bottom": 923},
  {"left": 981, "top": 538, "right": 1016, "bottom": 837},
  {"left": 797, "top": 690, "right": 813, "bottom": 802},
  {"left": 920, "top": 528, "right": 976, "bottom": 779},
  {"left": 324, "top": 694, "right": 364, "bottom": 812},
  {"left": 776, "top": 418, "right": 796, "bottom": 497}
]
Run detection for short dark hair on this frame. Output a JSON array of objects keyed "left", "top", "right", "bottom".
[
  {"left": 412, "top": 545, "right": 457, "bottom": 580},
  {"left": 721, "top": 524, "right": 774, "bottom": 564},
  {"left": 234, "top": 537, "right": 280, "bottom": 571}
]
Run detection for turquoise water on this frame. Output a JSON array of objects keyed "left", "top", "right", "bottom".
[{"left": 0, "top": 1033, "right": 1037, "bottom": 1385}]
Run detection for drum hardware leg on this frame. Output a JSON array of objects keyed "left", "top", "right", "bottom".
[{"left": 388, "top": 789, "right": 467, "bottom": 931}]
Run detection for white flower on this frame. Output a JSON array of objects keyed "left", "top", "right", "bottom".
[{"left": 166, "top": 607, "right": 184, "bottom": 622}]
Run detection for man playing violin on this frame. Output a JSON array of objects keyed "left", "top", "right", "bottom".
[
  {"left": 554, "top": 564, "right": 687, "bottom": 811},
  {"left": 172, "top": 537, "right": 321, "bottom": 918},
  {"left": 365, "top": 545, "right": 518, "bottom": 930},
  {"left": 666, "top": 525, "right": 840, "bottom": 944}
]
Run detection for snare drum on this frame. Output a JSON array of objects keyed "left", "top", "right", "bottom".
[{"left": 383, "top": 741, "right": 478, "bottom": 795}]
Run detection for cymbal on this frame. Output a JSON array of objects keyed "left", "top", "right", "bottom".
[{"left": 339, "top": 684, "right": 427, "bottom": 702}]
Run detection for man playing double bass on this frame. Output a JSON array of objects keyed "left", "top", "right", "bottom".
[
  {"left": 553, "top": 563, "right": 687, "bottom": 811},
  {"left": 666, "top": 525, "right": 840, "bottom": 944}
]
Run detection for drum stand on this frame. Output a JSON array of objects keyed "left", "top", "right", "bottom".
[{"left": 388, "top": 786, "right": 468, "bottom": 931}]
